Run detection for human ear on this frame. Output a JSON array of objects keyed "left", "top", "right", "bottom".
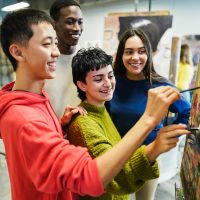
[
  {"left": 54, "top": 21, "right": 60, "bottom": 32},
  {"left": 52, "top": 21, "right": 56, "bottom": 29},
  {"left": 9, "top": 44, "right": 24, "bottom": 61},
  {"left": 77, "top": 81, "right": 87, "bottom": 92}
]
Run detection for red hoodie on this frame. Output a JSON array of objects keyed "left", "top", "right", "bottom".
[{"left": 0, "top": 82, "right": 104, "bottom": 200}]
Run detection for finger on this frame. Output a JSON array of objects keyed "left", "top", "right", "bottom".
[
  {"left": 154, "top": 86, "right": 179, "bottom": 97},
  {"left": 162, "top": 87, "right": 180, "bottom": 103},
  {"left": 70, "top": 108, "right": 79, "bottom": 115},
  {"left": 165, "top": 137, "right": 179, "bottom": 145},
  {"left": 64, "top": 105, "right": 75, "bottom": 111},
  {"left": 150, "top": 86, "right": 180, "bottom": 102},
  {"left": 77, "top": 106, "right": 88, "bottom": 115},
  {"left": 163, "top": 129, "right": 190, "bottom": 139},
  {"left": 160, "top": 124, "right": 187, "bottom": 132},
  {"left": 63, "top": 109, "right": 78, "bottom": 120},
  {"left": 149, "top": 86, "right": 174, "bottom": 95},
  {"left": 166, "top": 142, "right": 177, "bottom": 149}
]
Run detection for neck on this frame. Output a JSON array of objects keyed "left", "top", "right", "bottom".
[
  {"left": 126, "top": 72, "right": 145, "bottom": 80},
  {"left": 58, "top": 43, "right": 76, "bottom": 55},
  {"left": 13, "top": 72, "right": 45, "bottom": 95},
  {"left": 84, "top": 100, "right": 105, "bottom": 107}
]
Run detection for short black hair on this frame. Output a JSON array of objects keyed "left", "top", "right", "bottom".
[
  {"left": 0, "top": 9, "right": 53, "bottom": 71},
  {"left": 72, "top": 47, "right": 113, "bottom": 101},
  {"left": 50, "top": 0, "right": 81, "bottom": 21}
]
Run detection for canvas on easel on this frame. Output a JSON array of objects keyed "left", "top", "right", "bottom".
[{"left": 180, "top": 59, "right": 200, "bottom": 199}]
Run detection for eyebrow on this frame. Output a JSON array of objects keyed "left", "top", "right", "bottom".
[
  {"left": 124, "top": 47, "right": 145, "bottom": 50},
  {"left": 42, "top": 36, "right": 58, "bottom": 41},
  {"left": 65, "top": 17, "right": 83, "bottom": 20}
]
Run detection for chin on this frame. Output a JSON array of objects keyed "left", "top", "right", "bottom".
[
  {"left": 69, "top": 39, "right": 79, "bottom": 46},
  {"left": 104, "top": 96, "right": 113, "bottom": 101},
  {"left": 47, "top": 74, "right": 56, "bottom": 79}
]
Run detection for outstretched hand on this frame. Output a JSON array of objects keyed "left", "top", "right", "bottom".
[
  {"left": 60, "top": 105, "right": 87, "bottom": 127},
  {"left": 144, "top": 86, "right": 180, "bottom": 126},
  {"left": 145, "top": 124, "right": 190, "bottom": 162}
]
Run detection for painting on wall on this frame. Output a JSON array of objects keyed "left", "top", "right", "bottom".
[
  {"left": 180, "top": 59, "right": 200, "bottom": 199},
  {"left": 103, "top": 11, "right": 173, "bottom": 78}
]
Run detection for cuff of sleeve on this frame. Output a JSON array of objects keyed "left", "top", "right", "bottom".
[{"left": 130, "top": 145, "right": 159, "bottom": 181}]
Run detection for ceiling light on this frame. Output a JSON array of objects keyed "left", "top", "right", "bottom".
[{"left": 1, "top": 2, "right": 30, "bottom": 12}]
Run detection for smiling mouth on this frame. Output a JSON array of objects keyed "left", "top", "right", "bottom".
[
  {"left": 70, "top": 34, "right": 81, "bottom": 40},
  {"left": 100, "top": 89, "right": 113, "bottom": 94},
  {"left": 48, "top": 62, "right": 56, "bottom": 71},
  {"left": 130, "top": 63, "right": 141, "bottom": 67}
]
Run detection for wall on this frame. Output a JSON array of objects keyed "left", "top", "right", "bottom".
[
  {"left": 0, "top": 0, "right": 17, "bottom": 21},
  {"left": 79, "top": 0, "right": 200, "bottom": 49}
]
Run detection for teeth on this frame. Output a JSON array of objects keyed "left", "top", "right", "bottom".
[
  {"left": 71, "top": 34, "right": 80, "bottom": 39},
  {"left": 101, "top": 90, "right": 112, "bottom": 93},
  {"left": 130, "top": 63, "right": 140, "bottom": 67},
  {"left": 130, "top": 63, "right": 140, "bottom": 66},
  {"left": 48, "top": 62, "right": 56, "bottom": 67}
]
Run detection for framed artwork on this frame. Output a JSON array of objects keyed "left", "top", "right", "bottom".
[{"left": 180, "top": 59, "right": 200, "bottom": 199}]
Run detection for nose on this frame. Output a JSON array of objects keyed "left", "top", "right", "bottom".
[
  {"left": 52, "top": 45, "right": 60, "bottom": 57},
  {"left": 103, "top": 77, "right": 111, "bottom": 87},
  {"left": 130, "top": 52, "right": 139, "bottom": 60},
  {"left": 72, "top": 22, "right": 81, "bottom": 31}
]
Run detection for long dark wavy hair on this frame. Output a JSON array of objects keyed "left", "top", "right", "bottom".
[{"left": 114, "top": 28, "right": 168, "bottom": 84}]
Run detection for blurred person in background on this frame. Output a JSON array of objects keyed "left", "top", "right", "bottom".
[
  {"left": 177, "top": 44, "right": 194, "bottom": 102},
  {"left": 0, "top": 46, "right": 14, "bottom": 88}
]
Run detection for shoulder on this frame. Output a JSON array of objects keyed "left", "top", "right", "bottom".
[
  {"left": 67, "top": 114, "right": 100, "bottom": 135},
  {"left": 66, "top": 115, "right": 105, "bottom": 148},
  {"left": 3, "top": 105, "right": 43, "bottom": 122},
  {"left": 153, "top": 78, "right": 175, "bottom": 88},
  {"left": 0, "top": 105, "right": 57, "bottom": 141},
  {"left": 1, "top": 104, "right": 55, "bottom": 132}
]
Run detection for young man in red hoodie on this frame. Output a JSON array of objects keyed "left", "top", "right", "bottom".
[{"left": 0, "top": 8, "right": 189, "bottom": 200}]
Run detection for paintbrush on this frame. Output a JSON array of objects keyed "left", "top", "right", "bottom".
[{"left": 180, "top": 86, "right": 200, "bottom": 93}]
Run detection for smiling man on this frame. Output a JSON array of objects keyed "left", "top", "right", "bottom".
[{"left": 45, "top": 0, "right": 83, "bottom": 117}]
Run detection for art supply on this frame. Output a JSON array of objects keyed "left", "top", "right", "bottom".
[{"left": 180, "top": 86, "right": 200, "bottom": 93}]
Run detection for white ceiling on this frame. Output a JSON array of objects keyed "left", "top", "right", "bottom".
[{"left": 23, "top": 0, "right": 123, "bottom": 10}]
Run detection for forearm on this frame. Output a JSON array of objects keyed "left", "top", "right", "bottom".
[
  {"left": 105, "top": 146, "right": 159, "bottom": 195},
  {"left": 96, "top": 86, "right": 180, "bottom": 187},
  {"left": 95, "top": 114, "right": 155, "bottom": 187}
]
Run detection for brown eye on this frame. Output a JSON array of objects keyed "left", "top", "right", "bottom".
[
  {"left": 138, "top": 48, "right": 146, "bottom": 54},
  {"left": 78, "top": 20, "right": 83, "bottom": 25},
  {"left": 65, "top": 19, "right": 74, "bottom": 25},
  {"left": 94, "top": 79, "right": 101, "bottom": 82},
  {"left": 124, "top": 50, "right": 132, "bottom": 55},
  {"left": 108, "top": 75, "right": 113, "bottom": 79},
  {"left": 43, "top": 43, "right": 51, "bottom": 47}
]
